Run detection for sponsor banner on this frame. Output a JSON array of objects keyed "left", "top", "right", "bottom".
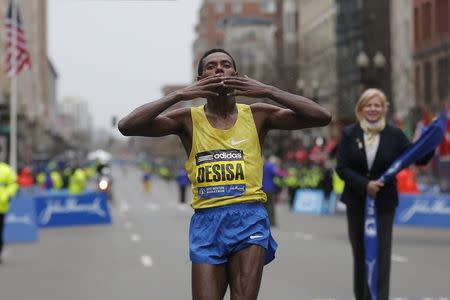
[
  {"left": 4, "top": 196, "right": 39, "bottom": 243},
  {"left": 293, "top": 189, "right": 324, "bottom": 215},
  {"left": 395, "top": 194, "right": 450, "bottom": 228},
  {"left": 195, "top": 149, "right": 246, "bottom": 199},
  {"left": 34, "top": 190, "right": 112, "bottom": 227}
]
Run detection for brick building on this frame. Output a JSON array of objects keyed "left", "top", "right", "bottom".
[
  {"left": 193, "top": 0, "right": 277, "bottom": 78},
  {"left": 414, "top": 0, "right": 450, "bottom": 110}
]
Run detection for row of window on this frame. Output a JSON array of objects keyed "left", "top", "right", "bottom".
[
  {"left": 414, "top": 0, "right": 449, "bottom": 45},
  {"left": 214, "top": 0, "right": 276, "bottom": 15},
  {"left": 417, "top": 55, "right": 450, "bottom": 103}
]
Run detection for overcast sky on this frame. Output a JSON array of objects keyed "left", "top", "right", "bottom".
[{"left": 48, "top": 0, "right": 202, "bottom": 134}]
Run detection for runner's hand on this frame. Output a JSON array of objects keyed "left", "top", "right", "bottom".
[
  {"left": 176, "top": 75, "right": 225, "bottom": 100},
  {"left": 222, "top": 75, "right": 272, "bottom": 98}
]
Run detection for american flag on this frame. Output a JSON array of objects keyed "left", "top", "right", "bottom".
[{"left": 4, "top": 0, "right": 31, "bottom": 77}]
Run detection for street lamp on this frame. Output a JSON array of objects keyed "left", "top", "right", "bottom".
[
  {"left": 296, "top": 78, "right": 305, "bottom": 95},
  {"left": 356, "top": 50, "right": 386, "bottom": 90},
  {"left": 296, "top": 78, "right": 319, "bottom": 101}
]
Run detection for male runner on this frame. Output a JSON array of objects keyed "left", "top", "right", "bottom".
[{"left": 118, "top": 49, "right": 331, "bottom": 300}]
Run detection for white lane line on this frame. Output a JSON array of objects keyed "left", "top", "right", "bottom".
[
  {"left": 146, "top": 203, "right": 160, "bottom": 212},
  {"left": 120, "top": 202, "right": 131, "bottom": 213},
  {"left": 130, "top": 233, "right": 141, "bottom": 243},
  {"left": 294, "top": 231, "right": 313, "bottom": 240},
  {"left": 391, "top": 254, "right": 408, "bottom": 263},
  {"left": 176, "top": 204, "right": 188, "bottom": 211},
  {"left": 124, "top": 221, "right": 132, "bottom": 230},
  {"left": 392, "top": 297, "right": 407, "bottom": 300},
  {"left": 141, "top": 255, "right": 153, "bottom": 267}
]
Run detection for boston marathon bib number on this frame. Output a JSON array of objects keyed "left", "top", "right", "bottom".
[{"left": 195, "top": 149, "right": 246, "bottom": 199}]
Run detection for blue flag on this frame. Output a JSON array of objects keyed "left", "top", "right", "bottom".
[{"left": 364, "top": 110, "right": 448, "bottom": 300}]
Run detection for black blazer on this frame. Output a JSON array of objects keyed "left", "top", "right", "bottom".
[{"left": 336, "top": 123, "right": 432, "bottom": 212}]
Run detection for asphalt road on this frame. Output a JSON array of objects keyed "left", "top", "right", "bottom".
[{"left": 1, "top": 164, "right": 449, "bottom": 300}]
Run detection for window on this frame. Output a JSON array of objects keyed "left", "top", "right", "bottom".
[
  {"left": 438, "top": 57, "right": 449, "bottom": 101},
  {"left": 261, "top": 0, "right": 276, "bottom": 13},
  {"left": 422, "top": 2, "right": 432, "bottom": 40},
  {"left": 415, "top": 65, "right": 421, "bottom": 101},
  {"left": 232, "top": 2, "right": 242, "bottom": 14},
  {"left": 216, "top": 19, "right": 225, "bottom": 31},
  {"left": 215, "top": 2, "right": 225, "bottom": 14},
  {"left": 424, "top": 61, "right": 432, "bottom": 104},
  {"left": 436, "top": 0, "right": 449, "bottom": 33},
  {"left": 414, "top": 7, "right": 420, "bottom": 46}
]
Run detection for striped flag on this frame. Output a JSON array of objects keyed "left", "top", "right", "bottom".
[{"left": 4, "top": 0, "right": 31, "bottom": 77}]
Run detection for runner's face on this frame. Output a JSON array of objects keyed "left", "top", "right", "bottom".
[
  {"left": 200, "top": 52, "right": 237, "bottom": 78},
  {"left": 200, "top": 52, "right": 237, "bottom": 95},
  {"left": 361, "top": 96, "right": 385, "bottom": 123}
]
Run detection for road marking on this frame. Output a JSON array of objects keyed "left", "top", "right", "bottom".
[
  {"left": 146, "top": 203, "right": 160, "bottom": 212},
  {"left": 124, "top": 221, "right": 132, "bottom": 230},
  {"left": 176, "top": 204, "right": 188, "bottom": 211},
  {"left": 131, "top": 233, "right": 141, "bottom": 243},
  {"left": 391, "top": 254, "right": 408, "bottom": 263},
  {"left": 141, "top": 255, "right": 153, "bottom": 267},
  {"left": 294, "top": 232, "right": 313, "bottom": 240},
  {"left": 120, "top": 202, "right": 130, "bottom": 213}
]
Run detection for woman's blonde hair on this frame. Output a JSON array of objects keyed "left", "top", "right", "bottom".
[{"left": 355, "top": 88, "right": 389, "bottom": 121}]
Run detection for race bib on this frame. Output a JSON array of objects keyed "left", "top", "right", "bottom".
[{"left": 195, "top": 149, "right": 246, "bottom": 199}]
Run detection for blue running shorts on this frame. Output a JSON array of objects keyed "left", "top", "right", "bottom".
[{"left": 189, "top": 202, "right": 278, "bottom": 265}]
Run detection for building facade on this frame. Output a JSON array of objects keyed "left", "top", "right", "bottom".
[
  {"left": 335, "top": 0, "right": 393, "bottom": 122},
  {"left": 297, "top": 0, "right": 337, "bottom": 115},
  {"left": 193, "top": 0, "right": 277, "bottom": 78},
  {"left": 414, "top": 0, "right": 450, "bottom": 111}
]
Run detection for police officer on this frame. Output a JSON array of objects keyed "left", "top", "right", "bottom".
[
  {"left": 0, "top": 161, "right": 18, "bottom": 263},
  {"left": 68, "top": 167, "right": 87, "bottom": 194}
]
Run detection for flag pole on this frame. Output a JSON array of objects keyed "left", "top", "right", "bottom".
[{"left": 9, "top": 0, "right": 18, "bottom": 172}]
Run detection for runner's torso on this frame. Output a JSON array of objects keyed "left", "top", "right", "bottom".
[{"left": 185, "top": 104, "right": 266, "bottom": 209}]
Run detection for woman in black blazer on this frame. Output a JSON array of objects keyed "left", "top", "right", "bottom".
[{"left": 336, "top": 88, "right": 431, "bottom": 300}]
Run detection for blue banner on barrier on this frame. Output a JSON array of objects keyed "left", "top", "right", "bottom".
[
  {"left": 293, "top": 189, "right": 324, "bottom": 215},
  {"left": 4, "top": 196, "right": 39, "bottom": 243},
  {"left": 34, "top": 190, "right": 112, "bottom": 227},
  {"left": 395, "top": 194, "right": 450, "bottom": 228}
]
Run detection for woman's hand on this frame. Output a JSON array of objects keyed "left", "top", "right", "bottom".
[{"left": 367, "top": 180, "right": 384, "bottom": 198}]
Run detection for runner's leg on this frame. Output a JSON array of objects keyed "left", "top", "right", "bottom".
[
  {"left": 192, "top": 263, "right": 228, "bottom": 300},
  {"left": 227, "top": 245, "right": 265, "bottom": 300}
]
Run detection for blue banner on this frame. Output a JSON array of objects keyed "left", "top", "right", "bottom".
[
  {"left": 293, "top": 189, "right": 324, "bottom": 215},
  {"left": 364, "top": 197, "right": 378, "bottom": 300},
  {"left": 4, "top": 196, "right": 39, "bottom": 243},
  {"left": 395, "top": 194, "right": 450, "bottom": 228},
  {"left": 34, "top": 190, "right": 112, "bottom": 227},
  {"left": 364, "top": 110, "right": 447, "bottom": 300}
]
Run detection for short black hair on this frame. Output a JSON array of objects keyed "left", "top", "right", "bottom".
[{"left": 197, "top": 48, "right": 237, "bottom": 76}]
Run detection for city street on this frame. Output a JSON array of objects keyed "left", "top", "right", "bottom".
[{"left": 1, "top": 165, "right": 450, "bottom": 300}]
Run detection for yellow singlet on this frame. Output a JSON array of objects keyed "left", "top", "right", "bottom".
[{"left": 185, "top": 103, "right": 266, "bottom": 209}]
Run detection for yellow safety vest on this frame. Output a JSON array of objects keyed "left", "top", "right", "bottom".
[{"left": 0, "top": 163, "right": 18, "bottom": 213}]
